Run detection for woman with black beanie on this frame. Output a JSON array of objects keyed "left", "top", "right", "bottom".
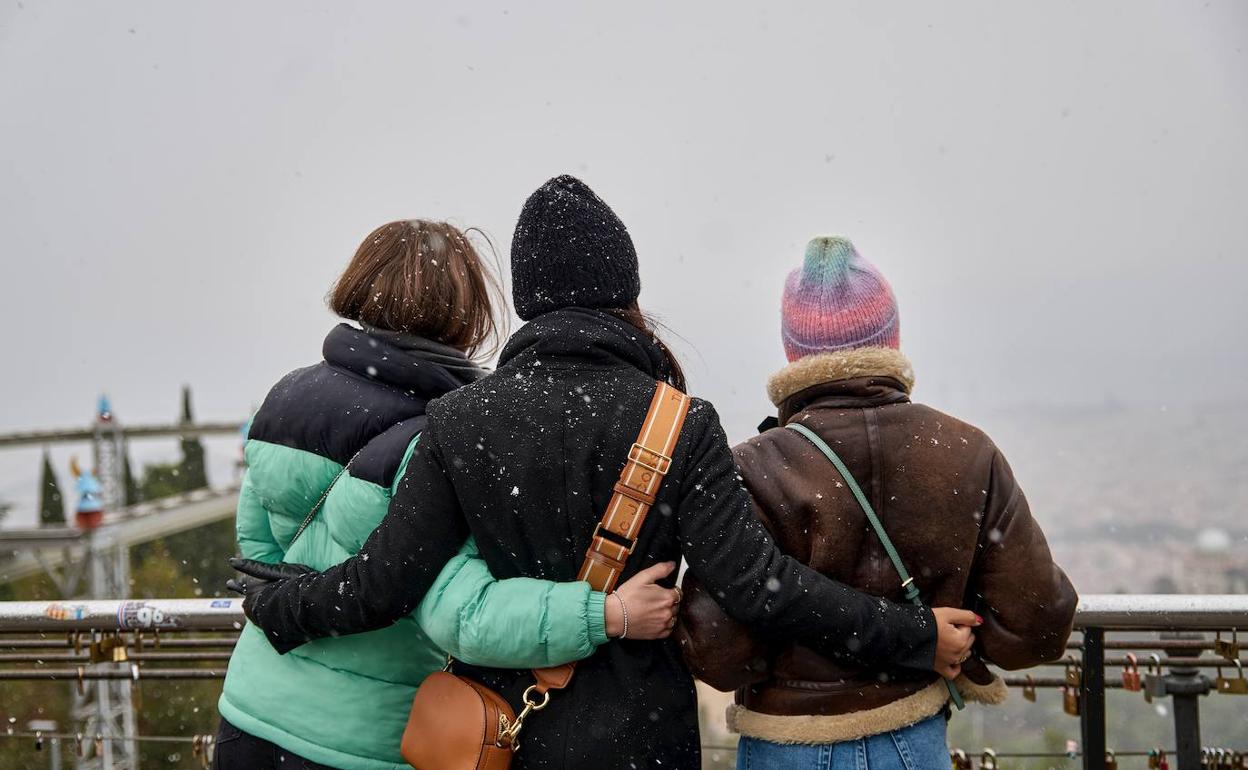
[{"left": 232, "top": 176, "right": 978, "bottom": 768}]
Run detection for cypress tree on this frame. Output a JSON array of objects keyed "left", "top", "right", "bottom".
[
  {"left": 39, "top": 450, "right": 66, "bottom": 526},
  {"left": 178, "top": 385, "right": 208, "bottom": 490},
  {"left": 122, "top": 446, "right": 141, "bottom": 507}
]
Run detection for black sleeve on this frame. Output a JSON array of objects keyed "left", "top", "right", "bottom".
[
  {"left": 243, "top": 420, "right": 469, "bottom": 654},
  {"left": 676, "top": 401, "right": 937, "bottom": 671}
]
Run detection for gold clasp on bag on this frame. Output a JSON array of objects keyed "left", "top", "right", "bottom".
[{"left": 498, "top": 685, "right": 552, "bottom": 748}]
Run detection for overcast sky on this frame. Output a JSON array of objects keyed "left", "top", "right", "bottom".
[{"left": 2, "top": 1, "right": 1246, "bottom": 456}]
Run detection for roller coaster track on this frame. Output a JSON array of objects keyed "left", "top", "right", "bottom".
[
  {"left": 0, "top": 486, "right": 240, "bottom": 585},
  {"left": 0, "top": 421, "right": 242, "bottom": 448}
]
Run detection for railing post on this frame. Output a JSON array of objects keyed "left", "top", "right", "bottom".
[
  {"left": 1163, "top": 633, "right": 1211, "bottom": 770},
  {"left": 1080, "top": 627, "right": 1106, "bottom": 770}
]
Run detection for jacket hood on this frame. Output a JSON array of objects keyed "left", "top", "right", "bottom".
[
  {"left": 497, "top": 307, "right": 672, "bottom": 382},
  {"left": 323, "top": 323, "right": 476, "bottom": 398}
]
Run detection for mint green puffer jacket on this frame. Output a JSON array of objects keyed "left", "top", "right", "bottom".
[{"left": 219, "top": 327, "right": 607, "bottom": 770}]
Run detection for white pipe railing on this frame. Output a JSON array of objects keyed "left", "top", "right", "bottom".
[{"left": 0, "top": 594, "right": 1244, "bottom": 634}]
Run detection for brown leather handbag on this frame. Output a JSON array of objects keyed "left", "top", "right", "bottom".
[{"left": 401, "top": 381, "right": 691, "bottom": 770}]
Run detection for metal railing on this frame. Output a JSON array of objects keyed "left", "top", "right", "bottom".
[{"left": 1, "top": 594, "right": 1246, "bottom": 769}]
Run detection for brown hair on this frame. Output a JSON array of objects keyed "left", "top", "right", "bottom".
[
  {"left": 329, "top": 220, "right": 503, "bottom": 359},
  {"left": 607, "top": 302, "right": 688, "bottom": 392}
]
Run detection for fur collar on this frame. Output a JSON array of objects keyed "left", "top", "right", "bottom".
[{"left": 766, "top": 347, "right": 915, "bottom": 407}]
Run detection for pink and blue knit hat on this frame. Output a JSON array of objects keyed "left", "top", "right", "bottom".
[{"left": 781, "top": 236, "right": 899, "bottom": 362}]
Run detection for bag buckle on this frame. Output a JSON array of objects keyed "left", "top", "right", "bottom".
[
  {"left": 593, "top": 523, "right": 636, "bottom": 554},
  {"left": 628, "top": 443, "right": 672, "bottom": 475}
]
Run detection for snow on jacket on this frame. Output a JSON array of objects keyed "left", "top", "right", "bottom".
[
  {"left": 218, "top": 324, "right": 607, "bottom": 770},
  {"left": 242, "top": 309, "right": 940, "bottom": 770}
]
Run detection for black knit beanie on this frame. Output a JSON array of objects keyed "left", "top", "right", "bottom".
[{"left": 510, "top": 175, "right": 640, "bottom": 321}]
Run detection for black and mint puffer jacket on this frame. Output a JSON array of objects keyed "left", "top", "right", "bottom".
[{"left": 219, "top": 324, "right": 608, "bottom": 770}]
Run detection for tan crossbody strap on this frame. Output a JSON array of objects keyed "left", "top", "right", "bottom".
[{"left": 527, "top": 381, "right": 690, "bottom": 701}]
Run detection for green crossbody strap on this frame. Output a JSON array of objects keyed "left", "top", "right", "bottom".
[{"left": 785, "top": 421, "right": 966, "bottom": 710}]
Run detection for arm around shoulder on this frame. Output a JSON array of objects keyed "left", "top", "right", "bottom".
[
  {"left": 416, "top": 538, "right": 609, "bottom": 669},
  {"left": 676, "top": 571, "right": 771, "bottom": 691},
  {"left": 243, "top": 421, "right": 469, "bottom": 653},
  {"left": 673, "top": 400, "right": 937, "bottom": 672}
]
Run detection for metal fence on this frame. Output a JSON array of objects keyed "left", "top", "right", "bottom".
[{"left": 1, "top": 594, "right": 1246, "bottom": 769}]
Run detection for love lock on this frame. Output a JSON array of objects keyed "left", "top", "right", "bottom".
[
  {"left": 1144, "top": 654, "right": 1167, "bottom": 702},
  {"left": 1105, "top": 749, "right": 1118, "bottom": 769},
  {"left": 89, "top": 635, "right": 128, "bottom": 664},
  {"left": 1215, "top": 660, "right": 1248, "bottom": 695},
  {"left": 1121, "top": 653, "right": 1142, "bottom": 692},
  {"left": 981, "top": 748, "right": 999, "bottom": 769},
  {"left": 1063, "top": 683, "right": 1081, "bottom": 716},
  {"left": 950, "top": 749, "right": 971, "bottom": 770},
  {"left": 1214, "top": 630, "right": 1240, "bottom": 661},
  {"left": 1063, "top": 658, "right": 1082, "bottom": 716},
  {"left": 1022, "top": 674, "right": 1037, "bottom": 702}
]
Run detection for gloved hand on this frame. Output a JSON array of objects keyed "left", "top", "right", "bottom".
[{"left": 226, "top": 558, "right": 316, "bottom": 597}]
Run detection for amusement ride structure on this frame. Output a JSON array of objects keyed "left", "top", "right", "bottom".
[{"left": 0, "top": 394, "right": 241, "bottom": 770}]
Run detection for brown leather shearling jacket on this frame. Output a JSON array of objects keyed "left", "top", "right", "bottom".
[{"left": 678, "top": 348, "right": 1077, "bottom": 743}]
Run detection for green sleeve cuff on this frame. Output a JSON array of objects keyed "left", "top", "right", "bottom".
[{"left": 587, "top": 591, "right": 610, "bottom": 647}]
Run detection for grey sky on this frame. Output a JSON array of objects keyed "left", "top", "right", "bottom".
[{"left": 2, "top": 0, "right": 1246, "bottom": 449}]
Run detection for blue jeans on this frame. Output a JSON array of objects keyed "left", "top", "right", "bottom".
[{"left": 736, "top": 713, "right": 949, "bottom": 770}]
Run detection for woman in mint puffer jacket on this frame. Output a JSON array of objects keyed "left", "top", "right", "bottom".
[{"left": 216, "top": 219, "right": 678, "bottom": 770}]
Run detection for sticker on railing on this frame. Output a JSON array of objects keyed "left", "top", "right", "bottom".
[
  {"left": 116, "top": 601, "right": 181, "bottom": 630},
  {"left": 44, "top": 602, "right": 88, "bottom": 621}
]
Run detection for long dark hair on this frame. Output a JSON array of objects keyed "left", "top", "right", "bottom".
[{"left": 606, "top": 302, "right": 688, "bottom": 392}]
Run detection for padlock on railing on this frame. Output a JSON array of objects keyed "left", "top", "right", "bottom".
[
  {"left": 89, "top": 634, "right": 129, "bottom": 664},
  {"left": 1214, "top": 629, "right": 1240, "bottom": 661},
  {"left": 202, "top": 735, "right": 216, "bottom": 769},
  {"left": 1215, "top": 660, "right": 1248, "bottom": 695},
  {"left": 1022, "top": 674, "right": 1037, "bottom": 702},
  {"left": 1105, "top": 749, "right": 1117, "bottom": 769},
  {"left": 1121, "top": 653, "right": 1142, "bottom": 692},
  {"left": 950, "top": 749, "right": 972, "bottom": 770},
  {"left": 980, "top": 748, "right": 998, "bottom": 769},
  {"left": 1063, "top": 658, "right": 1082, "bottom": 716},
  {"left": 1063, "top": 683, "right": 1081, "bottom": 716},
  {"left": 1148, "top": 748, "right": 1170, "bottom": 770},
  {"left": 1144, "top": 654, "right": 1166, "bottom": 703}
]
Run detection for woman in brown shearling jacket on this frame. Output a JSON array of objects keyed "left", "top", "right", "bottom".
[{"left": 678, "top": 237, "right": 1078, "bottom": 770}]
